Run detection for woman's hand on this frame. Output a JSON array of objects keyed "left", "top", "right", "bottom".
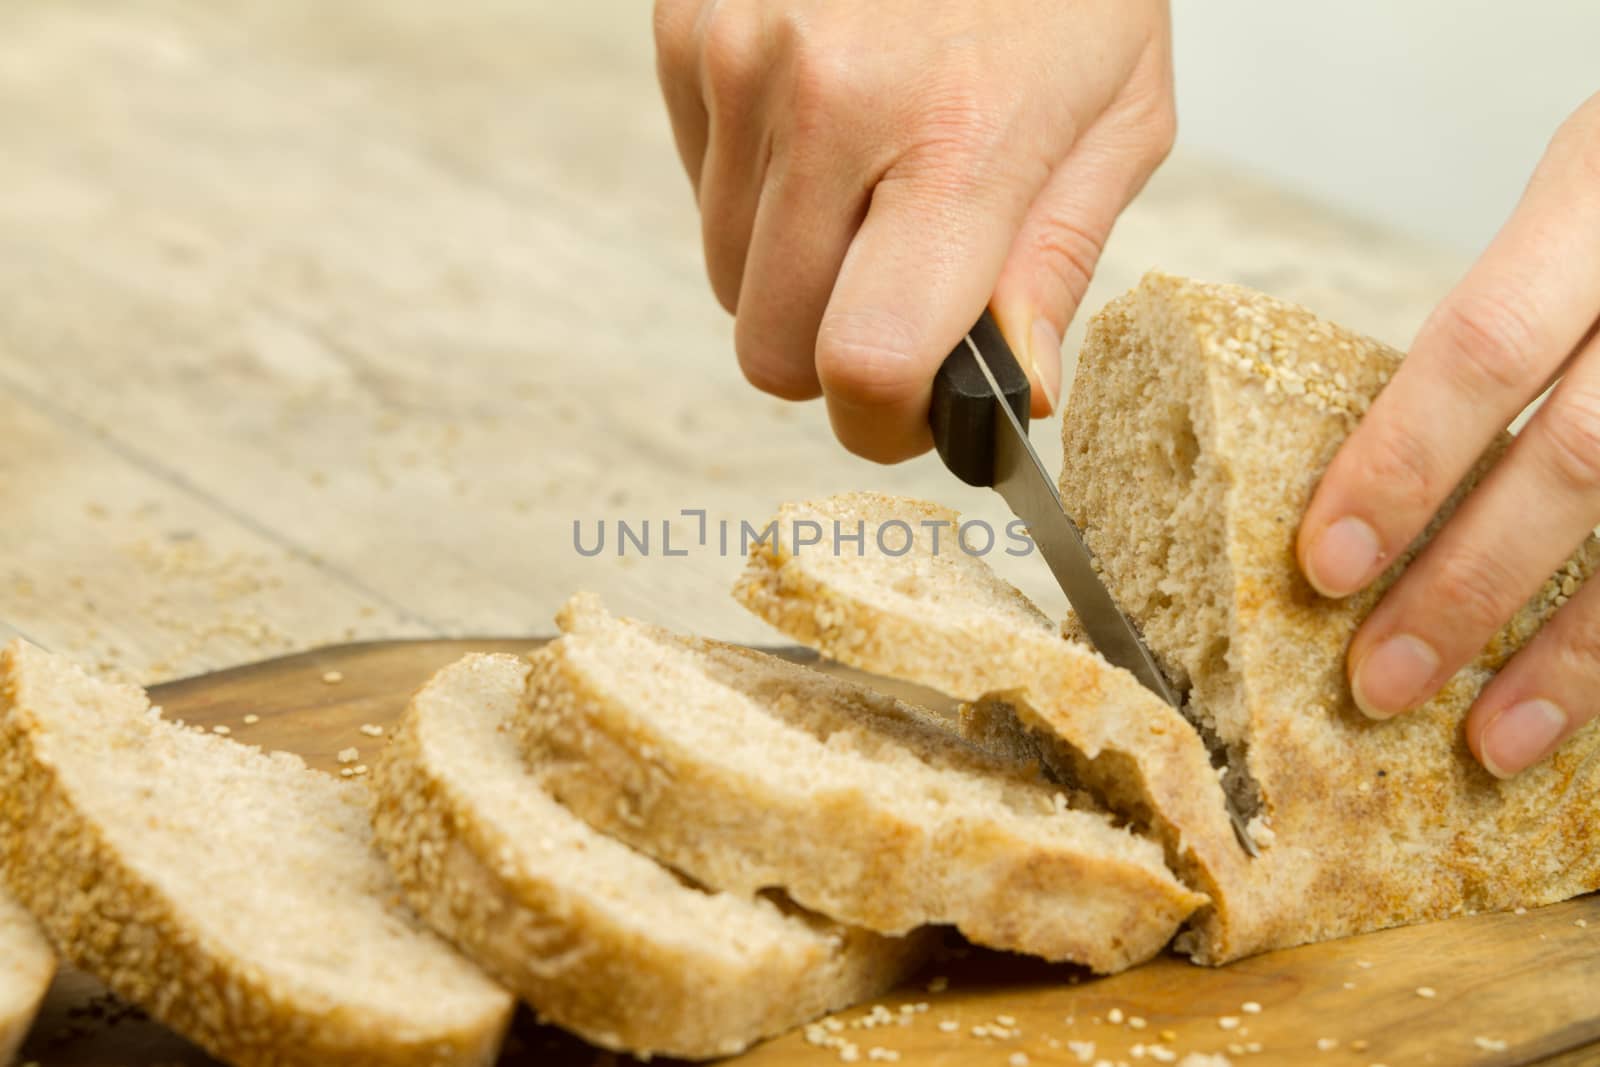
[
  {"left": 1297, "top": 92, "right": 1600, "bottom": 778},
  {"left": 654, "top": 0, "right": 1175, "bottom": 459}
]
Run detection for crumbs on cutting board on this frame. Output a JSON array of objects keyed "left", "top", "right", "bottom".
[{"left": 792, "top": 974, "right": 1534, "bottom": 1067}]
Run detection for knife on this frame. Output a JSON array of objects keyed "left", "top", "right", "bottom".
[
  {"left": 929, "top": 310, "right": 1179, "bottom": 704},
  {"left": 929, "top": 310, "right": 1259, "bottom": 856}
]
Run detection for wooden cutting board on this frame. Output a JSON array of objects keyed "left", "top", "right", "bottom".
[{"left": 16, "top": 640, "right": 1600, "bottom": 1067}]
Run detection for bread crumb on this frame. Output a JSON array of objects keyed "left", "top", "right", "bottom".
[
  {"left": 211, "top": 724, "right": 230, "bottom": 735},
  {"left": 1513, "top": 906, "right": 1528, "bottom": 915},
  {"left": 1473, "top": 1037, "right": 1508, "bottom": 1052},
  {"left": 359, "top": 723, "right": 384, "bottom": 737},
  {"left": 1009, "top": 1054, "right": 1029, "bottom": 1067},
  {"left": 339, "top": 767, "right": 355, "bottom": 778},
  {"left": 867, "top": 1048, "right": 899, "bottom": 1062},
  {"left": 1342, "top": 981, "right": 1356, "bottom": 990},
  {"left": 938, "top": 1020, "right": 958, "bottom": 1033},
  {"left": 1577, "top": 919, "right": 1588, "bottom": 928},
  {"left": 337, "top": 747, "right": 359, "bottom": 764},
  {"left": 353, "top": 765, "right": 369, "bottom": 776},
  {"left": 1066, "top": 1039, "right": 1096, "bottom": 1063},
  {"left": 1218, "top": 1016, "right": 1240, "bottom": 1030},
  {"left": 1177, "top": 1055, "right": 1235, "bottom": 1067},
  {"left": 1241, "top": 1001, "right": 1261, "bottom": 1014},
  {"left": 1109, "top": 1009, "right": 1125, "bottom": 1024},
  {"left": 242, "top": 714, "right": 260, "bottom": 725},
  {"left": 322, "top": 670, "right": 344, "bottom": 685},
  {"left": 1415, "top": 986, "right": 1436, "bottom": 999},
  {"left": 1316, "top": 1037, "right": 1337, "bottom": 1051},
  {"left": 1355, "top": 960, "right": 1373, "bottom": 969},
  {"left": 996, "top": 1014, "right": 1016, "bottom": 1027},
  {"left": 1148, "top": 1046, "right": 1177, "bottom": 1063}
]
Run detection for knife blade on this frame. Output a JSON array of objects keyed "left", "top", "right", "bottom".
[
  {"left": 929, "top": 310, "right": 1259, "bottom": 857},
  {"left": 930, "top": 311, "right": 1179, "bottom": 705}
]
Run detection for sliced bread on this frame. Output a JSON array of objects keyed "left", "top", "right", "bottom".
[
  {"left": 1056, "top": 271, "right": 1600, "bottom": 961},
  {"left": 0, "top": 893, "right": 52, "bottom": 1064},
  {"left": 518, "top": 594, "right": 1204, "bottom": 973},
  {"left": 737, "top": 277, "right": 1600, "bottom": 966},
  {"left": 0, "top": 640, "right": 513, "bottom": 1067},
  {"left": 733, "top": 492, "right": 1249, "bottom": 959},
  {"left": 370, "top": 652, "right": 929, "bottom": 1060}
]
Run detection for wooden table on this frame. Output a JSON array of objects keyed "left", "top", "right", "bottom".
[{"left": 0, "top": 0, "right": 1470, "bottom": 686}]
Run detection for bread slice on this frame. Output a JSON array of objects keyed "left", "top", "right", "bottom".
[
  {"left": 371, "top": 651, "right": 929, "bottom": 1060},
  {"left": 733, "top": 493, "right": 1249, "bottom": 960},
  {"left": 1055, "top": 271, "right": 1600, "bottom": 961},
  {"left": 518, "top": 594, "right": 1204, "bottom": 973},
  {"left": 0, "top": 893, "right": 52, "bottom": 1064},
  {"left": 0, "top": 640, "right": 513, "bottom": 1067}
]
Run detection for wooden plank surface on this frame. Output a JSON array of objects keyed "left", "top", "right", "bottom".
[
  {"left": 16, "top": 640, "right": 1598, "bottom": 1067},
  {"left": 0, "top": 0, "right": 1472, "bottom": 685}
]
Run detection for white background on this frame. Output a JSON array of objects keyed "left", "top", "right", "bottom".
[{"left": 1174, "top": 2, "right": 1597, "bottom": 254}]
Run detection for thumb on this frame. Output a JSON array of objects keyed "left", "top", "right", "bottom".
[{"left": 991, "top": 96, "right": 1175, "bottom": 417}]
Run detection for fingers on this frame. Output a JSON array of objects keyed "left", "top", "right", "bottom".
[
  {"left": 1299, "top": 93, "right": 1600, "bottom": 599},
  {"left": 1466, "top": 562, "right": 1600, "bottom": 778},
  {"left": 817, "top": 147, "right": 1052, "bottom": 461},
  {"left": 695, "top": 0, "right": 771, "bottom": 312},
  {"left": 732, "top": 154, "right": 866, "bottom": 401},
  {"left": 653, "top": 0, "right": 711, "bottom": 189},
  {"left": 1348, "top": 329, "right": 1600, "bottom": 718},
  {"left": 990, "top": 40, "right": 1176, "bottom": 418}
]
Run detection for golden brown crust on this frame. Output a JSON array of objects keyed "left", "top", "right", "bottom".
[
  {"left": 0, "top": 641, "right": 511, "bottom": 1067},
  {"left": 520, "top": 597, "right": 1203, "bottom": 973},
  {"left": 371, "top": 652, "right": 928, "bottom": 1060}
]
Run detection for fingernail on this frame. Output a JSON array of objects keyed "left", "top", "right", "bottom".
[
  {"left": 1306, "top": 516, "right": 1381, "bottom": 597},
  {"left": 1029, "top": 317, "right": 1063, "bottom": 413},
  {"left": 1351, "top": 634, "right": 1439, "bottom": 719},
  {"left": 1481, "top": 699, "right": 1568, "bottom": 778}
]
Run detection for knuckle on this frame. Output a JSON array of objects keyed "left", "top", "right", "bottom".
[
  {"left": 699, "top": 5, "right": 761, "bottom": 104},
  {"left": 815, "top": 309, "right": 926, "bottom": 408},
  {"left": 1429, "top": 547, "right": 1523, "bottom": 638},
  {"left": 1356, "top": 421, "right": 1441, "bottom": 518},
  {"left": 653, "top": 0, "right": 700, "bottom": 75},
  {"left": 1024, "top": 216, "right": 1104, "bottom": 316},
  {"left": 1145, "top": 101, "right": 1179, "bottom": 166},
  {"left": 1432, "top": 291, "right": 1544, "bottom": 398},
  {"left": 1539, "top": 385, "right": 1600, "bottom": 489},
  {"left": 1550, "top": 599, "right": 1600, "bottom": 682},
  {"left": 784, "top": 25, "right": 866, "bottom": 131}
]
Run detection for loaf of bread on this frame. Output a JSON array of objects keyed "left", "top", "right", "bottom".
[
  {"left": 519, "top": 593, "right": 1203, "bottom": 973},
  {"left": 736, "top": 273, "right": 1600, "bottom": 965},
  {"left": 0, "top": 640, "right": 513, "bottom": 1066},
  {"left": 0, "top": 893, "right": 52, "bottom": 1065},
  {"left": 371, "top": 651, "right": 930, "bottom": 1060}
]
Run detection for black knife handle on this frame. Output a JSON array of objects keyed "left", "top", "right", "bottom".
[{"left": 929, "top": 310, "right": 1031, "bottom": 487}]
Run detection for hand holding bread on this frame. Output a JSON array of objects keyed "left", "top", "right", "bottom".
[{"left": 1298, "top": 91, "right": 1600, "bottom": 778}]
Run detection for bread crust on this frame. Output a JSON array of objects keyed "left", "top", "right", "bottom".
[
  {"left": 519, "top": 596, "right": 1203, "bottom": 973},
  {"left": 371, "top": 652, "right": 927, "bottom": 1060},
  {"left": 0, "top": 640, "right": 512, "bottom": 1067}
]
